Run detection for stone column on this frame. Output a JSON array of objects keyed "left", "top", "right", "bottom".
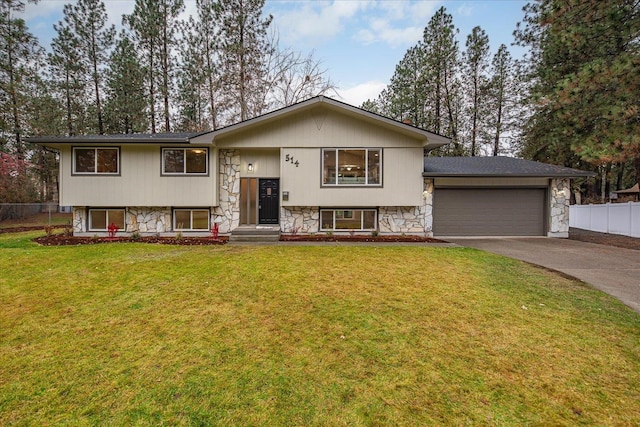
[
  {"left": 423, "top": 178, "right": 434, "bottom": 237},
  {"left": 549, "top": 178, "right": 570, "bottom": 237},
  {"left": 213, "top": 149, "right": 240, "bottom": 233},
  {"left": 73, "top": 207, "right": 86, "bottom": 233}
]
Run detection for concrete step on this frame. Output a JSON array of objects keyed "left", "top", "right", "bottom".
[{"left": 229, "top": 226, "right": 280, "bottom": 243}]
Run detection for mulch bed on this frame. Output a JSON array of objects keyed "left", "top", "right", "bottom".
[
  {"left": 33, "top": 235, "right": 229, "bottom": 246},
  {"left": 569, "top": 228, "right": 640, "bottom": 251},
  {"left": 280, "top": 234, "right": 444, "bottom": 243}
]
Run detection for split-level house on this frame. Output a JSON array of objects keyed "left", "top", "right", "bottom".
[{"left": 29, "top": 96, "right": 591, "bottom": 238}]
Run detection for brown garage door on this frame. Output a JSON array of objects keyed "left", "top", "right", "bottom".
[{"left": 433, "top": 188, "right": 546, "bottom": 236}]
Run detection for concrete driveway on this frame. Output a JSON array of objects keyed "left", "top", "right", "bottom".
[{"left": 446, "top": 238, "right": 640, "bottom": 314}]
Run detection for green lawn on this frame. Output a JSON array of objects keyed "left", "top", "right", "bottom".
[{"left": 1, "top": 232, "right": 639, "bottom": 426}]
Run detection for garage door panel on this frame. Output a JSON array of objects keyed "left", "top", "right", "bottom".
[{"left": 434, "top": 188, "right": 546, "bottom": 236}]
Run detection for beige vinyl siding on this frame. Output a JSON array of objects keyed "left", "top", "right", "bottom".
[
  {"left": 216, "top": 108, "right": 425, "bottom": 149},
  {"left": 281, "top": 147, "right": 423, "bottom": 207},
  {"left": 59, "top": 145, "right": 217, "bottom": 207},
  {"left": 240, "top": 150, "right": 279, "bottom": 177}
]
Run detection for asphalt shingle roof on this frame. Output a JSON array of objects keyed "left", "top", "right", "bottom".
[
  {"left": 423, "top": 156, "right": 594, "bottom": 178},
  {"left": 27, "top": 132, "right": 208, "bottom": 144}
]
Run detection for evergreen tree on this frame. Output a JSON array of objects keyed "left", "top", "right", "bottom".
[
  {"left": 124, "top": 0, "right": 161, "bottom": 133},
  {"left": 64, "top": 0, "right": 115, "bottom": 134},
  {"left": 463, "top": 26, "right": 489, "bottom": 156},
  {"left": 49, "top": 21, "right": 84, "bottom": 136},
  {"left": 158, "top": 0, "right": 184, "bottom": 131},
  {"left": 377, "top": 45, "right": 429, "bottom": 127},
  {"left": 215, "top": 0, "right": 273, "bottom": 122},
  {"left": 485, "top": 44, "right": 516, "bottom": 156},
  {"left": 104, "top": 32, "right": 147, "bottom": 134},
  {"left": 0, "top": 0, "right": 42, "bottom": 154},
  {"left": 422, "top": 6, "right": 461, "bottom": 151},
  {"left": 515, "top": 0, "right": 639, "bottom": 188},
  {"left": 193, "top": 0, "right": 223, "bottom": 129},
  {"left": 175, "top": 19, "right": 207, "bottom": 132}
]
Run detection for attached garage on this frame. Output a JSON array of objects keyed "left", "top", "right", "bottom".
[
  {"left": 424, "top": 156, "right": 594, "bottom": 238},
  {"left": 433, "top": 187, "right": 546, "bottom": 236}
]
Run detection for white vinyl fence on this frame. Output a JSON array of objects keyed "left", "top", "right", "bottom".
[{"left": 570, "top": 202, "right": 640, "bottom": 238}]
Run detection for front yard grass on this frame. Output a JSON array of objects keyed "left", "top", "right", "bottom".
[{"left": 1, "top": 232, "right": 639, "bottom": 426}]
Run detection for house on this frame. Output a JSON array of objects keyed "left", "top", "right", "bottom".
[{"left": 28, "top": 96, "right": 592, "bottom": 238}]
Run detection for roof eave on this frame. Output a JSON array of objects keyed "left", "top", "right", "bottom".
[
  {"left": 422, "top": 172, "right": 595, "bottom": 178},
  {"left": 206, "top": 96, "right": 451, "bottom": 146}
]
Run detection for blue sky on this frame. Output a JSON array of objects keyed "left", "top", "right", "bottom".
[{"left": 24, "top": 0, "right": 528, "bottom": 106}]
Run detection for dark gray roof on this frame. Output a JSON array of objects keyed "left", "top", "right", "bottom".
[
  {"left": 423, "top": 156, "right": 594, "bottom": 178},
  {"left": 27, "top": 132, "right": 209, "bottom": 145}
]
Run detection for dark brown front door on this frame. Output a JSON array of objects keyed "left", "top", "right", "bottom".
[{"left": 258, "top": 179, "right": 279, "bottom": 224}]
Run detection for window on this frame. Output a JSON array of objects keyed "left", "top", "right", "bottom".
[
  {"left": 89, "top": 209, "right": 125, "bottom": 231},
  {"left": 320, "top": 209, "right": 377, "bottom": 231},
  {"left": 173, "top": 209, "right": 210, "bottom": 231},
  {"left": 73, "top": 148, "right": 119, "bottom": 174},
  {"left": 322, "top": 148, "right": 381, "bottom": 186},
  {"left": 162, "top": 148, "right": 208, "bottom": 175}
]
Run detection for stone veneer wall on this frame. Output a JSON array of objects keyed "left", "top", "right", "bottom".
[
  {"left": 280, "top": 179, "right": 435, "bottom": 236},
  {"left": 280, "top": 207, "right": 319, "bottom": 233},
  {"left": 127, "top": 207, "right": 171, "bottom": 233},
  {"left": 549, "top": 178, "right": 570, "bottom": 237},
  {"left": 378, "top": 178, "right": 434, "bottom": 236},
  {"left": 73, "top": 207, "right": 87, "bottom": 233},
  {"left": 213, "top": 149, "right": 240, "bottom": 233},
  {"left": 72, "top": 207, "right": 172, "bottom": 234}
]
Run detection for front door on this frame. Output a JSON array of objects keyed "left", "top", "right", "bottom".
[{"left": 258, "top": 179, "right": 279, "bottom": 224}]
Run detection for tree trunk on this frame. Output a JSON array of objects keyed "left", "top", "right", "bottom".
[
  {"left": 149, "top": 41, "right": 156, "bottom": 134},
  {"left": 91, "top": 30, "right": 104, "bottom": 134},
  {"left": 7, "top": 16, "right": 22, "bottom": 153},
  {"left": 493, "top": 85, "right": 504, "bottom": 156},
  {"left": 162, "top": 4, "right": 170, "bottom": 132},
  {"left": 205, "top": 33, "right": 217, "bottom": 130}
]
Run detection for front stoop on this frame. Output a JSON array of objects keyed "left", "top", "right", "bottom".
[{"left": 229, "top": 226, "right": 281, "bottom": 243}]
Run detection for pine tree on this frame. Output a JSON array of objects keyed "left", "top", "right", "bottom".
[
  {"left": 515, "top": 0, "right": 639, "bottom": 189},
  {"left": 49, "top": 21, "right": 84, "bottom": 136},
  {"left": 0, "top": 0, "right": 42, "bottom": 154},
  {"left": 193, "top": 0, "right": 223, "bottom": 129},
  {"left": 215, "top": 0, "right": 273, "bottom": 122},
  {"left": 377, "top": 45, "right": 429, "bottom": 127},
  {"left": 64, "top": 0, "right": 115, "bottom": 134},
  {"left": 104, "top": 32, "right": 147, "bottom": 134},
  {"left": 485, "top": 44, "right": 516, "bottom": 156},
  {"left": 463, "top": 26, "right": 489, "bottom": 156},
  {"left": 125, "top": 0, "right": 161, "bottom": 133},
  {"left": 422, "top": 7, "right": 463, "bottom": 154},
  {"left": 175, "top": 19, "right": 207, "bottom": 132}
]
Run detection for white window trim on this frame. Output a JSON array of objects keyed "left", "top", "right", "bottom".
[
  {"left": 162, "top": 147, "right": 209, "bottom": 175},
  {"left": 321, "top": 148, "right": 382, "bottom": 187},
  {"left": 88, "top": 208, "right": 125, "bottom": 231},
  {"left": 173, "top": 209, "right": 210, "bottom": 231},
  {"left": 72, "top": 147, "right": 120, "bottom": 175},
  {"left": 320, "top": 209, "right": 378, "bottom": 231}
]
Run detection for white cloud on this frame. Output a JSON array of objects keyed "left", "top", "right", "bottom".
[
  {"left": 22, "top": 1, "right": 62, "bottom": 21},
  {"left": 274, "top": 0, "right": 372, "bottom": 44},
  {"left": 355, "top": 18, "right": 422, "bottom": 47},
  {"left": 456, "top": 3, "right": 474, "bottom": 17},
  {"left": 409, "top": 0, "right": 442, "bottom": 22},
  {"left": 336, "top": 80, "right": 386, "bottom": 106}
]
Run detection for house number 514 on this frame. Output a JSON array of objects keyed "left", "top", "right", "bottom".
[{"left": 284, "top": 154, "right": 299, "bottom": 167}]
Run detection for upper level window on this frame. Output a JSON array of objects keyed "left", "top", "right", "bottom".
[
  {"left": 73, "top": 147, "right": 119, "bottom": 175},
  {"left": 162, "top": 148, "right": 208, "bottom": 175},
  {"left": 322, "top": 148, "right": 382, "bottom": 186}
]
